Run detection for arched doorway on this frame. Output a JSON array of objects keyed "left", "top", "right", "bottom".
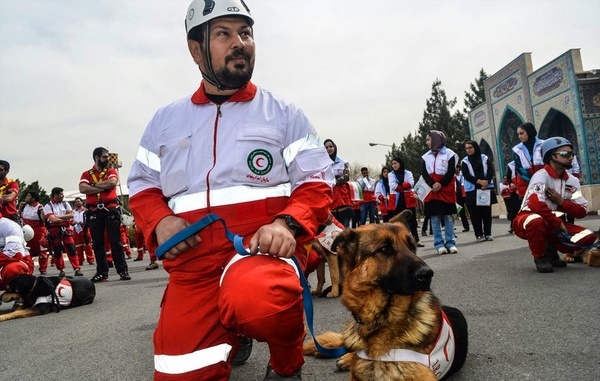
[
  {"left": 538, "top": 109, "right": 578, "bottom": 152},
  {"left": 497, "top": 108, "right": 524, "bottom": 176}
]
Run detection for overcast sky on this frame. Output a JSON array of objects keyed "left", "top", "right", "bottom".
[{"left": 1, "top": 0, "right": 599, "bottom": 195}]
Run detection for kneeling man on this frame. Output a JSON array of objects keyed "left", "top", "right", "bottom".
[{"left": 513, "top": 137, "right": 597, "bottom": 273}]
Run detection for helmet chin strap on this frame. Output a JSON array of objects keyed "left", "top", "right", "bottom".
[{"left": 551, "top": 158, "right": 573, "bottom": 170}]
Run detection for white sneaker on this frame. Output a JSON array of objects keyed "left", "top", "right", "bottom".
[
  {"left": 448, "top": 246, "right": 458, "bottom": 254},
  {"left": 485, "top": 235, "right": 494, "bottom": 241},
  {"left": 437, "top": 247, "right": 448, "bottom": 255}
]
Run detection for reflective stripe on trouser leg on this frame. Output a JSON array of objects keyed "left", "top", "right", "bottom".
[
  {"left": 154, "top": 343, "right": 232, "bottom": 375},
  {"left": 515, "top": 213, "right": 546, "bottom": 258}
]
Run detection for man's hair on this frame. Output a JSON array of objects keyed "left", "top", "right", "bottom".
[
  {"left": 93, "top": 147, "right": 108, "bottom": 160},
  {"left": 28, "top": 190, "right": 40, "bottom": 201},
  {"left": 361, "top": 167, "right": 368, "bottom": 172},
  {"left": 75, "top": 197, "right": 83, "bottom": 202},
  {"left": 0, "top": 160, "right": 9, "bottom": 171},
  {"left": 51, "top": 187, "right": 64, "bottom": 198}
]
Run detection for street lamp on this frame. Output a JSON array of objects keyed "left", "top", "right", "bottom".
[{"left": 368, "top": 142, "right": 393, "bottom": 147}]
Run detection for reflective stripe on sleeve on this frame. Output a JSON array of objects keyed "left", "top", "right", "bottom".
[
  {"left": 282, "top": 134, "right": 322, "bottom": 166},
  {"left": 5, "top": 235, "right": 23, "bottom": 244},
  {"left": 136, "top": 145, "right": 161, "bottom": 173},
  {"left": 154, "top": 343, "right": 232, "bottom": 374},
  {"left": 168, "top": 184, "right": 291, "bottom": 214}
]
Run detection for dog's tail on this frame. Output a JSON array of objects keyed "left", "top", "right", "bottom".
[{"left": 303, "top": 332, "right": 343, "bottom": 357}]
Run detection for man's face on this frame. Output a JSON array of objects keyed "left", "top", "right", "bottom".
[
  {"left": 75, "top": 199, "right": 82, "bottom": 207},
  {"left": 97, "top": 152, "right": 109, "bottom": 169},
  {"left": 552, "top": 145, "right": 574, "bottom": 165},
  {"left": 192, "top": 17, "right": 255, "bottom": 89},
  {"left": 362, "top": 170, "right": 369, "bottom": 178},
  {"left": 53, "top": 192, "right": 64, "bottom": 202},
  {"left": 25, "top": 194, "right": 33, "bottom": 204},
  {"left": 0, "top": 165, "right": 7, "bottom": 181}
]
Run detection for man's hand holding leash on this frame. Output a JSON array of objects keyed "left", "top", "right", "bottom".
[{"left": 156, "top": 216, "right": 201, "bottom": 260}]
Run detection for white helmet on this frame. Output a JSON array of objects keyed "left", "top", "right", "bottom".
[
  {"left": 121, "top": 214, "right": 135, "bottom": 227},
  {"left": 185, "top": 0, "right": 253, "bottom": 34},
  {"left": 22, "top": 224, "right": 34, "bottom": 242}
]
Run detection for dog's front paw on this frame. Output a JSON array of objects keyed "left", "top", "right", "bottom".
[
  {"left": 326, "top": 290, "right": 339, "bottom": 298},
  {"left": 335, "top": 353, "right": 353, "bottom": 371}
]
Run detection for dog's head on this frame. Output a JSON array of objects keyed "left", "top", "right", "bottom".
[
  {"left": 332, "top": 210, "right": 433, "bottom": 296},
  {"left": 0, "top": 274, "right": 36, "bottom": 304}
]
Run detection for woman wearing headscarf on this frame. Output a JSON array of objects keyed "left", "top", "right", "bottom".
[
  {"left": 390, "top": 157, "right": 423, "bottom": 247},
  {"left": 421, "top": 130, "right": 458, "bottom": 254},
  {"left": 461, "top": 140, "right": 498, "bottom": 242},
  {"left": 324, "top": 139, "right": 353, "bottom": 227},
  {"left": 512, "top": 122, "right": 544, "bottom": 199},
  {"left": 374, "top": 167, "right": 395, "bottom": 222}
]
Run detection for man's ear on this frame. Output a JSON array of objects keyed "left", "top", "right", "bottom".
[{"left": 188, "top": 39, "right": 203, "bottom": 66}]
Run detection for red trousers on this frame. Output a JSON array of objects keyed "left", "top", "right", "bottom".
[
  {"left": 153, "top": 208, "right": 307, "bottom": 381},
  {"left": 513, "top": 211, "right": 597, "bottom": 258},
  {"left": 0, "top": 254, "right": 34, "bottom": 290},
  {"left": 47, "top": 227, "right": 80, "bottom": 271},
  {"left": 74, "top": 228, "right": 95, "bottom": 265}
]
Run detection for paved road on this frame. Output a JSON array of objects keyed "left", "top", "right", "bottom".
[{"left": 1, "top": 217, "right": 598, "bottom": 381}]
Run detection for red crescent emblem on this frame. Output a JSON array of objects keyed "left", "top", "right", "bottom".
[
  {"left": 256, "top": 157, "right": 265, "bottom": 168},
  {"left": 57, "top": 286, "right": 65, "bottom": 298}
]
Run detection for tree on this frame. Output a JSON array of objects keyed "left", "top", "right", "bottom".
[
  {"left": 17, "top": 180, "right": 50, "bottom": 205},
  {"left": 463, "top": 69, "right": 489, "bottom": 113}
]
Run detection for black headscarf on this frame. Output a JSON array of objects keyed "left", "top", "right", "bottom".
[
  {"left": 323, "top": 139, "right": 337, "bottom": 162},
  {"left": 519, "top": 122, "right": 538, "bottom": 157},
  {"left": 391, "top": 157, "right": 406, "bottom": 184},
  {"left": 465, "top": 140, "right": 484, "bottom": 178},
  {"left": 428, "top": 130, "right": 446, "bottom": 155},
  {"left": 380, "top": 167, "right": 391, "bottom": 195}
]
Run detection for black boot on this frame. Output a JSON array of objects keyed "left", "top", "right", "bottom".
[
  {"left": 534, "top": 257, "right": 553, "bottom": 273},
  {"left": 264, "top": 364, "right": 301, "bottom": 380},
  {"left": 232, "top": 336, "right": 253, "bottom": 366},
  {"left": 546, "top": 243, "right": 567, "bottom": 268}
]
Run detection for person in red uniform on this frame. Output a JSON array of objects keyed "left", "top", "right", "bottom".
[
  {"left": 0, "top": 160, "right": 20, "bottom": 223},
  {"left": 79, "top": 147, "right": 130, "bottom": 282},
  {"left": 44, "top": 187, "right": 82, "bottom": 277},
  {"left": 126, "top": 1, "right": 333, "bottom": 380},
  {"left": 513, "top": 137, "right": 597, "bottom": 273},
  {"left": 132, "top": 223, "right": 159, "bottom": 270},
  {"left": 0, "top": 213, "right": 34, "bottom": 290},
  {"left": 72, "top": 197, "right": 95, "bottom": 266},
  {"left": 18, "top": 190, "right": 50, "bottom": 274}
]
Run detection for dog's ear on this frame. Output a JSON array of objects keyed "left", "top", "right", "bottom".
[
  {"left": 389, "top": 209, "right": 412, "bottom": 228},
  {"left": 331, "top": 229, "right": 359, "bottom": 269}
]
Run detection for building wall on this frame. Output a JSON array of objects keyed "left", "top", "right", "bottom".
[{"left": 469, "top": 49, "right": 600, "bottom": 214}]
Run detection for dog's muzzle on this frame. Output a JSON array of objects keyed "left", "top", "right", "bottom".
[{"left": 379, "top": 263, "right": 434, "bottom": 295}]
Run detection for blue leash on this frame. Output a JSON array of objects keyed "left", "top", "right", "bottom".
[{"left": 155, "top": 213, "right": 347, "bottom": 358}]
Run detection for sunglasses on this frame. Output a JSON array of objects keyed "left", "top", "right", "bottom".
[{"left": 554, "top": 151, "right": 574, "bottom": 158}]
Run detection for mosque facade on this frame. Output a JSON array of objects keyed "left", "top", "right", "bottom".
[{"left": 468, "top": 49, "right": 600, "bottom": 213}]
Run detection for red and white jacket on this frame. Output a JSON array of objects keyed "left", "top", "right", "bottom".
[
  {"left": 520, "top": 164, "right": 587, "bottom": 231},
  {"left": 422, "top": 148, "right": 458, "bottom": 204},
  {"left": 512, "top": 139, "right": 544, "bottom": 197},
  {"left": 127, "top": 82, "right": 334, "bottom": 252}
]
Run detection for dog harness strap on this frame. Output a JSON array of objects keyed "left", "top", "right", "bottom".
[
  {"left": 155, "top": 213, "right": 348, "bottom": 358},
  {"left": 355, "top": 311, "right": 455, "bottom": 380}
]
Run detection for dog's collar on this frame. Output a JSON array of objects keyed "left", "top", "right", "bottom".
[{"left": 355, "top": 310, "right": 455, "bottom": 380}]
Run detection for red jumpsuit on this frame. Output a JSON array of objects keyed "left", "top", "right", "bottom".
[
  {"left": 128, "top": 82, "right": 334, "bottom": 380},
  {"left": 513, "top": 164, "right": 596, "bottom": 258},
  {"left": 0, "top": 217, "right": 34, "bottom": 290}
]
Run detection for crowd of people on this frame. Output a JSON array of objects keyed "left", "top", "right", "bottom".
[
  {"left": 0, "top": 155, "right": 160, "bottom": 291},
  {"left": 1, "top": 1, "right": 597, "bottom": 380}
]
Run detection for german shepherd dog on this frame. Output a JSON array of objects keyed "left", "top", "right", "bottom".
[
  {"left": 0, "top": 274, "right": 96, "bottom": 321},
  {"left": 304, "top": 211, "right": 468, "bottom": 380}
]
